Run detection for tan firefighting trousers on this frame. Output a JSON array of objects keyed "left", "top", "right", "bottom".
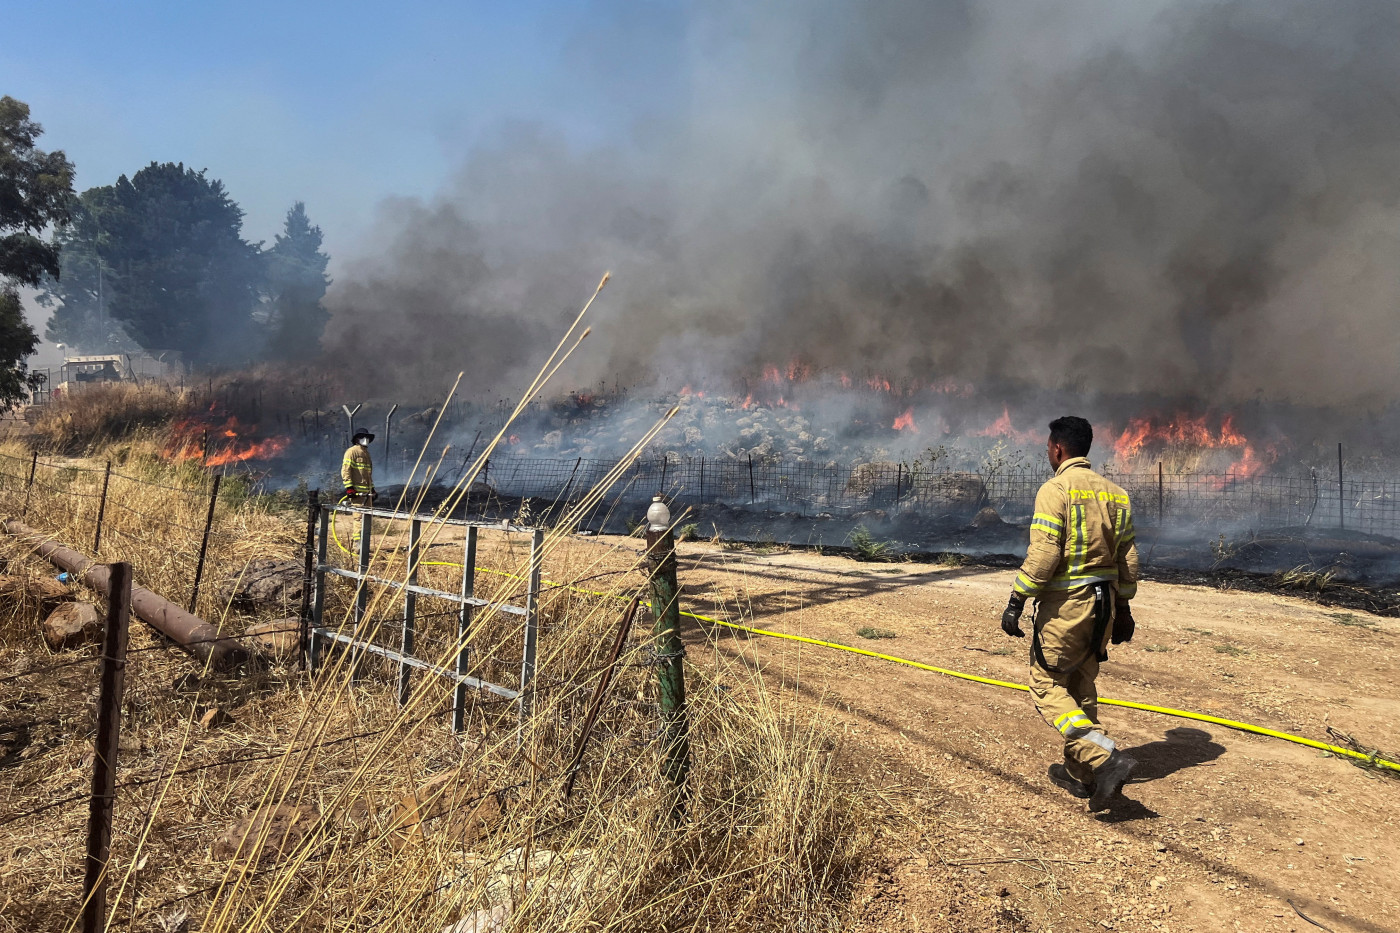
[
  {"left": 345, "top": 492, "right": 374, "bottom": 544},
  {"left": 1028, "top": 586, "right": 1118, "bottom": 782}
]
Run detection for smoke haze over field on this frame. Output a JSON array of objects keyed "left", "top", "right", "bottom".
[{"left": 327, "top": 0, "right": 1400, "bottom": 410}]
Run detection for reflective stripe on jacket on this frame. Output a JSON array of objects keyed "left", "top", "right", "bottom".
[
  {"left": 1014, "top": 457, "right": 1139, "bottom": 600},
  {"left": 342, "top": 445, "right": 373, "bottom": 493}
]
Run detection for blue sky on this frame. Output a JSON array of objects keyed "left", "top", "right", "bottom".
[{"left": 2, "top": 0, "right": 684, "bottom": 266}]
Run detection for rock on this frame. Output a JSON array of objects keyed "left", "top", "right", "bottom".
[
  {"left": 212, "top": 804, "right": 318, "bottom": 866},
  {"left": 199, "top": 707, "right": 233, "bottom": 730},
  {"left": 41, "top": 602, "right": 102, "bottom": 651},
  {"left": 969, "top": 506, "right": 1003, "bottom": 528},
  {"left": 443, "top": 906, "right": 511, "bottom": 933},
  {"left": 388, "top": 770, "right": 503, "bottom": 851},
  {"left": 245, "top": 618, "right": 301, "bottom": 660},
  {"left": 218, "top": 560, "right": 304, "bottom": 613}
]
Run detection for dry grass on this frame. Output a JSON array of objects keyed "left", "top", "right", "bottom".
[
  {"left": 30, "top": 383, "right": 194, "bottom": 454},
  {"left": 1, "top": 384, "right": 878, "bottom": 932}
]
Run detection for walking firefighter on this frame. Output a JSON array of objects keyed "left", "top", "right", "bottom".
[
  {"left": 999, "top": 416, "right": 1141, "bottom": 811},
  {"left": 342, "top": 429, "right": 376, "bottom": 541}
]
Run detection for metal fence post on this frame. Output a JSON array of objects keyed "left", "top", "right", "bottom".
[
  {"left": 1338, "top": 442, "right": 1345, "bottom": 531},
  {"left": 517, "top": 528, "right": 544, "bottom": 732},
  {"left": 452, "top": 525, "right": 478, "bottom": 733},
  {"left": 384, "top": 404, "right": 398, "bottom": 481},
  {"left": 399, "top": 518, "right": 419, "bottom": 705},
  {"left": 309, "top": 505, "right": 329, "bottom": 674},
  {"left": 1158, "top": 461, "right": 1164, "bottom": 526},
  {"left": 82, "top": 561, "right": 131, "bottom": 933},
  {"left": 93, "top": 461, "right": 112, "bottom": 554},
  {"left": 188, "top": 474, "right": 222, "bottom": 614},
  {"left": 748, "top": 454, "right": 756, "bottom": 504},
  {"left": 22, "top": 450, "right": 37, "bottom": 517},
  {"left": 646, "top": 508, "right": 690, "bottom": 819}
]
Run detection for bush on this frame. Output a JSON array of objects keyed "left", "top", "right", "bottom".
[{"left": 847, "top": 525, "right": 893, "bottom": 562}]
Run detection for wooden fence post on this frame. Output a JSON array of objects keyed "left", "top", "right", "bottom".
[
  {"left": 22, "top": 450, "right": 37, "bottom": 517},
  {"left": 188, "top": 474, "right": 222, "bottom": 614},
  {"left": 299, "top": 490, "right": 320, "bottom": 671},
  {"left": 93, "top": 462, "right": 112, "bottom": 554},
  {"left": 81, "top": 561, "right": 131, "bottom": 933},
  {"left": 645, "top": 498, "right": 689, "bottom": 819}
]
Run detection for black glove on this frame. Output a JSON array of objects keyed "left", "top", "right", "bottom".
[
  {"left": 370, "top": 487, "right": 377, "bottom": 499},
  {"left": 1112, "top": 601, "right": 1135, "bottom": 644},
  {"left": 1001, "top": 593, "right": 1026, "bottom": 638}
]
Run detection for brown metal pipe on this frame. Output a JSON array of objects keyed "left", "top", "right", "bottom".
[{"left": 4, "top": 519, "right": 249, "bottom": 671}]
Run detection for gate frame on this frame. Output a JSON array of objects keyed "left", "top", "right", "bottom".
[{"left": 306, "top": 501, "right": 544, "bottom": 733}]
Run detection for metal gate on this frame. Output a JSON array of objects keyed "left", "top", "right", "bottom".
[{"left": 307, "top": 501, "right": 544, "bottom": 733}]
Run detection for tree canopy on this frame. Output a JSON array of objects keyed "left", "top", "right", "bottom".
[
  {"left": 83, "top": 162, "right": 264, "bottom": 365},
  {"left": 0, "top": 96, "right": 73, "bottom": 409},
  {"left": 40, "top": 166, "right": 333, "bottom": 367}
]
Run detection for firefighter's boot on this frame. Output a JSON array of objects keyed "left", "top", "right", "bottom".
[
  {"left": 1088, "top": 751, "right": 1137, "bottom": 812},
  {"left": 1047, "top": 763, "right": 1093, "bottom": 799}
]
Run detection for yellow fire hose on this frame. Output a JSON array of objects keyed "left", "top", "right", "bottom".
[{"left": 327, "top": 511, "right": 1400, "bottom": 772}]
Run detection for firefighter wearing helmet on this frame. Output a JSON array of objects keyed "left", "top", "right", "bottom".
[
  {"left": 342, "top": 429, "right": 376, "bottom": 518},
  {"left": 1000, "top": 416, "right": 1141, "bottom": 811}
]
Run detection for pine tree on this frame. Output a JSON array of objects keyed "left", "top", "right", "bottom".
[{"left": 264, "top": 202, "right": 331, "bottom": 360}]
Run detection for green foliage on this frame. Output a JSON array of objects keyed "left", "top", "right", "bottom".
[
  {"left": 1213, "top": 644, "right": 1247, "bottom": 657},
  {"left": 264, "top": 202, "right": 331, "bottom": 359},
  {"left": 0, "top": 96, "right": 74, "bottom": 410},
  {"left": 37, "top": 195, "right": 137, "bottom": 351},
  {"left": 1275, "top": 564, "right": 1336, "bottom": 593},
  {"left": 847, "top": 525, "right": 893, "bottom": 562},
  {"left": 855, "top": 626, "right": 897, "bottom": 640},
  {"left": 1143, "top": 644, "right": 1172, "bottom": 653},
  {"left": 677, "top": 523, "right": 699, "bottom": 541},
  {"left": 76, "top": 163, "right": 264, "bottom": 363}
]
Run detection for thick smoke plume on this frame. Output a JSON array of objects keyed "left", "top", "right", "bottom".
[{"left": 327, "top": 0, "right": 1400, "bottom": 411}]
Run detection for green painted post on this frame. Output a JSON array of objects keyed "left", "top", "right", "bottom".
[{"left": 645, "top": 496, "right": 689, "bottom": 818}]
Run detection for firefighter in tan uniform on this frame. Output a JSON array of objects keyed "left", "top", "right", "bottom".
[
  {"left": 1000, "top": 416, "right": 1140, "bottom": 811},
  {"left": 342, "top": 429, "right": 375, "bottom": 542}
]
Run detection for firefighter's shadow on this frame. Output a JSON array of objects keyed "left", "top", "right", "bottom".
[{"left": 1123, "top": 727, "right": 1227, "bottom": 782}]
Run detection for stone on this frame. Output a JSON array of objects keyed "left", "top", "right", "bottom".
[
  {"left": 969, "top": 506, "right": 1004, "bottom": 529},
  {"left": 388, "top": 770, "right": 503, "bottom": 851},
  {"left": 212, "top": 804, "right": 318, "bottom": 866},
  {"left": 41, "top": 601, "right": 102, "bottom": 651},
  {"left": 218, "top": 560, "right": 304, "bottom": 613},
  {"left": 442, "top": 906, "right": 511, "bottom": 933},
  {"left": 245, "top": 618, "right": 301, "bottom": 660}
]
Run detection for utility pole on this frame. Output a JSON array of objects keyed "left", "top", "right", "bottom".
[{"left": 645, "top": 496, "right": 689, "bottom": 820}]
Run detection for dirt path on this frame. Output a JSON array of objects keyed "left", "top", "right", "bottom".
[{"left": 576, "top": 535, "right": 1400, "bottom": 933}]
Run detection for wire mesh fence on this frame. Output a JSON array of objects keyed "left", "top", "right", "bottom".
[{"left": 467, "top": 455, "right": 1400, "bottom": 537}]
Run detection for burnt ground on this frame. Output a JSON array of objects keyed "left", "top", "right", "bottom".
[{"left": 549, "top": 533, "right": 1400, "bottom": 933}]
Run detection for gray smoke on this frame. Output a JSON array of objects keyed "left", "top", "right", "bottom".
[{"left": 327, "top": 0, "right": 1400, "bottom": 410}]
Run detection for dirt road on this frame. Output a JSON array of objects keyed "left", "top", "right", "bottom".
[{"left": 604, "top": 537, "right": 1400, "bottom": 933}]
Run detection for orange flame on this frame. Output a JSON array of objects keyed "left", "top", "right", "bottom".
[
  {"left": 971, "top": 406, "right": 1039, "bottom": 444},
  {"left": 892, "top": 408, "right": 918, "bottom": 433},
  {"left": 164, "top": 413, "right": 291, "bottom": 467}
]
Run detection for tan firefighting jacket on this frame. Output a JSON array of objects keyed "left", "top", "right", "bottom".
[
  {"left": 342, "top": 444, "right": 373, "bottom": 495},
  {"left": 1013, "top": 457, "right": 1139, "bottom": 601}
]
